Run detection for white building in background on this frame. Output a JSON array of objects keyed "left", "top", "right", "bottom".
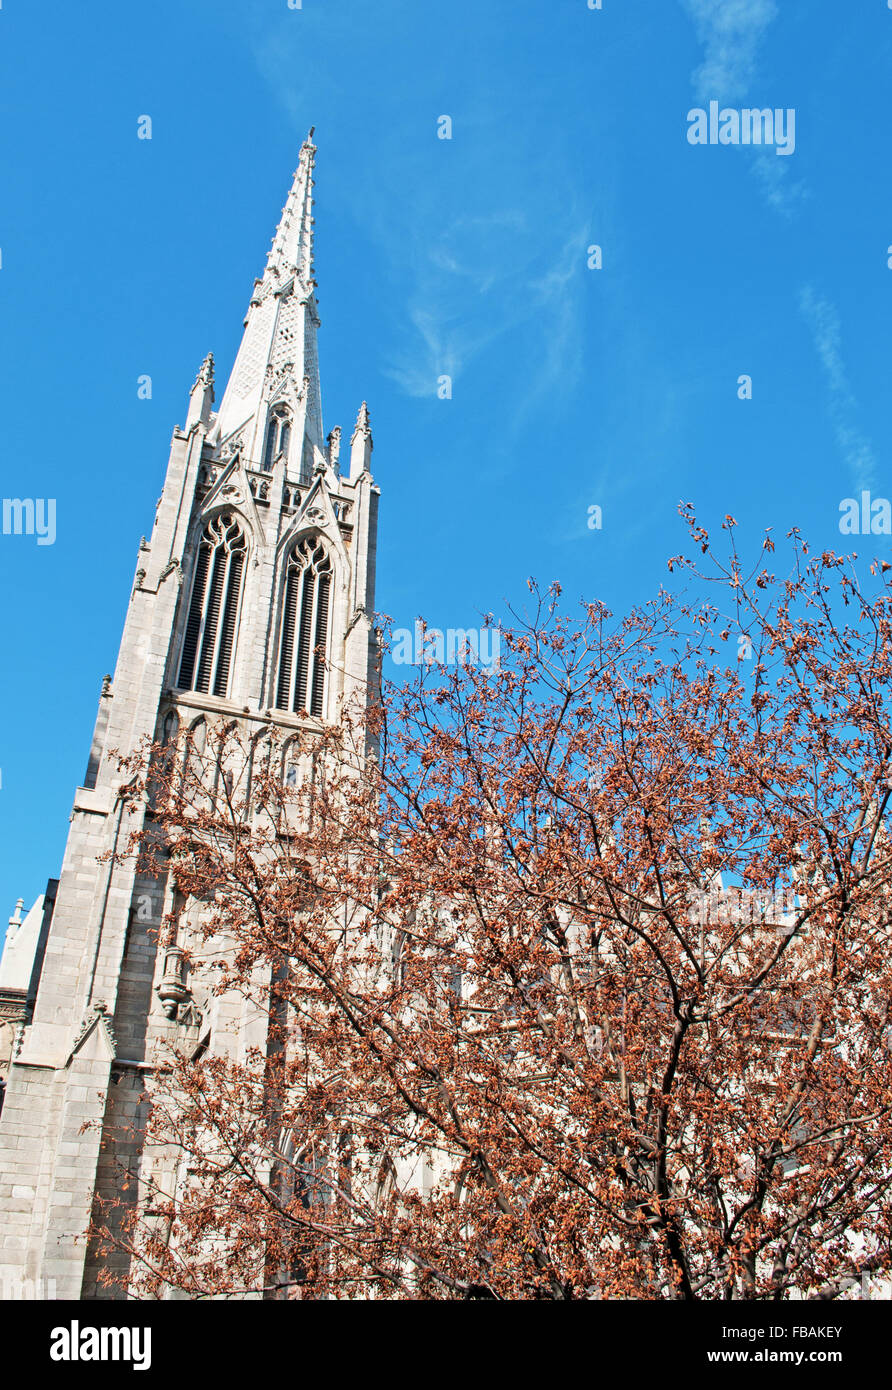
[{"left": 0, "top": 892, "right": 57, "bottom": 1078}]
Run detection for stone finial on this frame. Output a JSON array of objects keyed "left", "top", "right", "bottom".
[
  {"left": 192, "top": 352, "right": 215, "bottom": 391},
  {"left": 351, "top": 400, "right": 373, "bottom": 446},
  {"left": 327, "top": 426, "right": 342, "bottom": 472},
  {"left": 7, "top": 898, "right": 23, "bottom": 932},
  {"left": 186, "top": 352, "right": 215, "bottom": 429},
  {"left": 349, "top": 402, "right": 373, "bottom": 482},
  {"left": 68, "top": 1000, "right": 118, "bottom": 1063}
]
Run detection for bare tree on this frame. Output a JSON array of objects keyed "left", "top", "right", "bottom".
[{"left": 93, "top": 516, "right": 892, "bottom": 1300}]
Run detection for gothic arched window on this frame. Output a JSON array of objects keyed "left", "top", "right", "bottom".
[
  {"left": 212, "top": 721, "right": 239, "bottom": 807},
  {"left": 183, "top": 716, "right": 207, "bottom": 788},
  {"left": 178, "top": 514, "right": 246, "bottom": 697},
  {"left": 275, "top": 538, "right": 332, "bottom": 717},
  {"left": 244, "top": 730, "right": 273, "bottom": 820},
  {"left": 148, "top": 709, "right": 180, "bottom": 810},
  {"left": 375, "top": 1155, "right": 398, "bottom": 1211},
  {"left": 262, "top": 407, "right": 291, "bottom": 472},
  {"left": 283, "top": 736, "right": 302, "bottom": 788}
]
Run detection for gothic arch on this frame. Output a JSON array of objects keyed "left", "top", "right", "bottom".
[
  {"left": 262, "top": 403, "right": 292, "bottom": 472},
  {"left": 177, "top": 514, "right": 247, "bottom": 698},
  {"left": 184, "top": 714, "right": 207, "bottom": 749},
  {"left": 375, "top": 1154, "right": 399, "bottom": 1210},
  {"left": 182, "top": 715, "right": 207, "bottom": 787},
  {"left": 147, "top": 708, "right": 181, "bottom": 810},
  {"left": 160, "top": 709, "right": 179, "bottom": 746},
  {"left": 273, "top": 536, "right": 333, "bottom": 718},
  {"left": 244, "top": 726, "right": 274, "bottom": 818},
  {"left": 282, "top": 734, "right": 303, "bottom": 788},
  {"left": 275, "top": 484, "right": 351, "bottom": 569},
  {"left": 211, "top": 719, "right": 241, "bottom": 807}
]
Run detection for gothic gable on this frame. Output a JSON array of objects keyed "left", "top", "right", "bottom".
[
  {"left": 197, "top": 456, "right": 265, "bottom": 550},
  {"left": 277, "top": 475, "right": 350, "bottom": 578}
]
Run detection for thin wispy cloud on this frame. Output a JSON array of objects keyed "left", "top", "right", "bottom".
[
  {"left": 384, "top": 210, "right": 588, "bottom": 402},
  {"left": 527, "top": 232, "right": 587, "bottom": 403},
  {"left": 681, "top": 0, "right": 806, "bottom": 216},
  {"left": 249, "top": 18, "right": 592, "bottom": 405},
  {"left": 749, "top": 148, "right": 808, "bottom": 217},
  {"left": 682, "top": 0, "right": 778, "bottom": 104},
  {"left": 799, "top": 287, "right": 876, "bottom": 489}
]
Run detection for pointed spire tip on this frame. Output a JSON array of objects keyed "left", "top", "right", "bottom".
[
  {"left": 352, "top": 400, "right": 373, "bottom": 446},
  {"left": 192, "top": 351, "right": 215, "bottom": 391},
  {"left": 264, "top": 135, "right": 317, "bottom": 286}
]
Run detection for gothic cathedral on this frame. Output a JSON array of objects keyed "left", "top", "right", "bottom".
[{"left": 0, "top": 135, "right": 379, "bottom": 1298}]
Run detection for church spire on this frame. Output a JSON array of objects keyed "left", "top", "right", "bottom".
[
  {"left": 264, "top": 129, "right": 316, "bottom": 291},
  {"left": 212, "top": 130, "right": 323, "bottom": 460}
]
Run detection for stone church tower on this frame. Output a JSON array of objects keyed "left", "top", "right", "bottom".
[{"left": 0, "top": 134, "right": 380, "bottom": 1299}]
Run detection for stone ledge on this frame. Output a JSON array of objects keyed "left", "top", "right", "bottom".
[{"left": 72, "top": 785, "right": 115, "bottom": 817}]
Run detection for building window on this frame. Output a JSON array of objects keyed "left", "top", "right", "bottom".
[
  {"left": 262, "top": 408, "right": 291, "bottom": 472},
  {"left": 275, "top": 538, "right": 331, "bottom": 717},
  {"left": 212, "top": 721, "right": 238, "bottom": 807},
  {"left": 244, "top": 731, "right": 273, "bottom": 819},
  {"left": 177, "top": 514, "right": 246, "bottom": 697},
  {"left": 183, "top": 716, "right": 207, "bottom": 787}
]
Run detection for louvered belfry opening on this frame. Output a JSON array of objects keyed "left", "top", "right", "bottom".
[
  {"left": 262, "top": 407, "right": 291, "bottom": 472},
  {"left": 276, "top": 537, "right": 332, "bottom": 717},
  {"left": 177, "top": 514, "right": 246, "bottom": 697}
]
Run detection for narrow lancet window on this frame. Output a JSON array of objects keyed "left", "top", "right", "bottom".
[
  {"left": 178, "top": 514, "right": 246, "bottom": 697},
  {"left": 262, "top": 408, "right": 291, "bottom": 472},
  {"left": 275, "top": 538, "right": 332, "bottom": 718}
]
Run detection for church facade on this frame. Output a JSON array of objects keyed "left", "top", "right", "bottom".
[{"left": 0, "top": 135, "right": 380, "bottom": 1299}]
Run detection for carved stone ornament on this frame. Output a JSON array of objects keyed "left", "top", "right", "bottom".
[
  {"left": 177, "top": 999, "right": 204, "bottom": 1029},
  {"left": 70, "top": 1000, "right": 118, "bottom": 1059},
  {"left": 156, "top": 946, "right": 189, "bottom": 1019},
  {"left": 220, "top": 426, "right": 246, "bottom": 459},
  {"left": 156, "top": 947, "right": 204, "bottom": 1028}
]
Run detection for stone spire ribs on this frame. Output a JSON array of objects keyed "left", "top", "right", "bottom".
[
  {"left": 265, "top": 128, "right": 316, "bottom": 290},
  {"left": 212, "top": 130, "right": 323, "bottom": 459}
]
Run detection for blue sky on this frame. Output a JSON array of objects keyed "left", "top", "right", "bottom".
[{"left": 1, "top": 0, "right": 892, "bottom": 918}]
